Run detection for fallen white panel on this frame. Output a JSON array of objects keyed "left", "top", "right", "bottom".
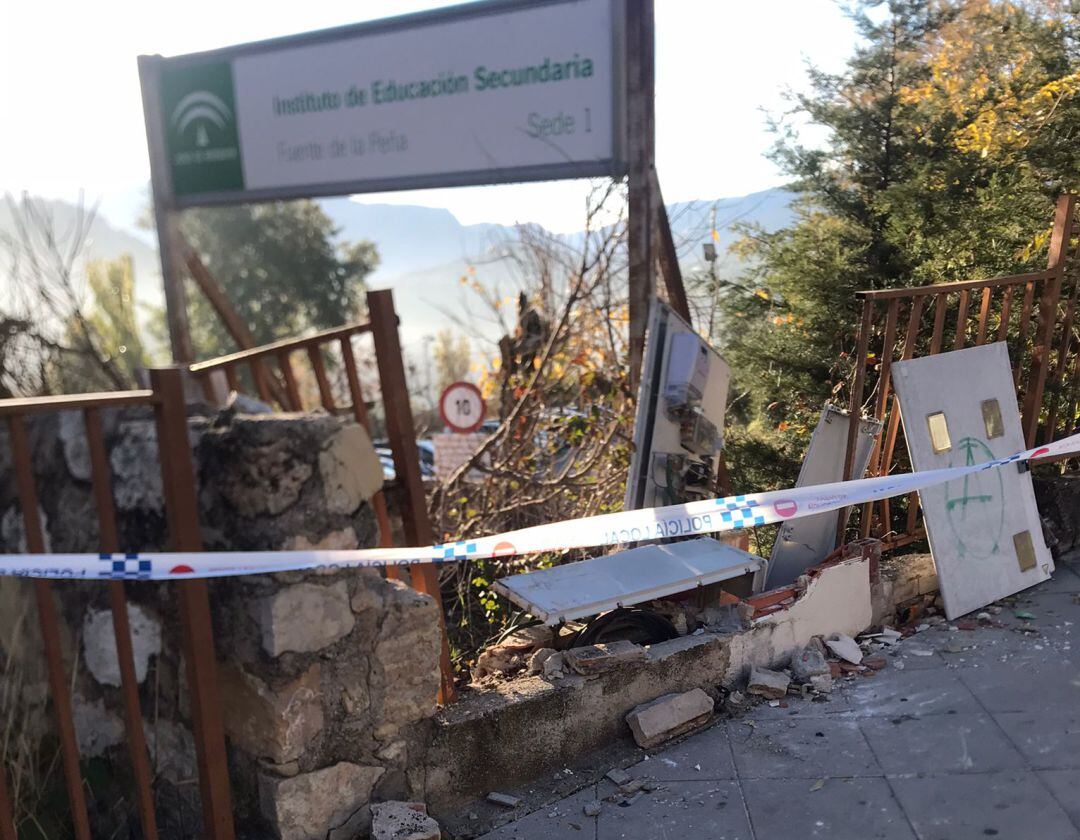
[
  {"left": 766, "top": 406, "right": 882, "bottom": 588},
  {"left": 892, "top": 343, "right": 1053, "bottom": 619},
  {"left": 625, "top": 301, "right": 731, "bottom": 510},
  {"left": 492, "top": 538, "right": 764, "bottom": 625}
]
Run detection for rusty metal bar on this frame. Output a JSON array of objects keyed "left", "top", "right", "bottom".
[
  {"left": 249, "top": 359, "right": 273, "bottom": 403},
  {"left": 188, "top": 322, "right": 371, "bottom": 372},
  {"left": 276, "top": 351, "right": 303, "bottom": 411},
  {"left": 84, "top": 408, "right": 159, "bottom": 840},
  {"left": 976, "top": 287, "right": 993, "bottom": 345},
  {"left": 368, "top": 290, "right": 456, "bottom": 702},
  {"left": 150, "top": 368, "right": 235, "bottom": 839},
  {"left": 224, "top": 364, "right": 240, "bottom": 394},
  {"left": 929, "top": 293, "right": 948, "bottom": 355},
  {"left": 861, "top": 299, "right": 898, "bottom": 538},
  {"left": 306, "top": 345, "right": 336, "bottom": 412},
  {"left": 856, "top": 268, "right": 1054, "bottom": 301},
  {"left": 1024, "top": 195, "right": 1077, "bottom": 445},
  {"left": 8, "top": 415, "right": 92, "bottom": 840},
  {"left": 1065, "top": 353, "right": 1080, "bottom": 438},
  {"left": 1043, "top": 289, "right": 1077, "bottom": 443},
  {"left": 953, "top": 289, "right": 970, "bottom": 350},
  {"left": 0, "top": 390, "right": 154, "bottom": 415},
  {"left": 836, "top": 298, "right": 873, "bottom": 548},
  {"left": 879, "top": 297, "right": 925, "bottom": 533},
  {"left": 1015, "top": 281, "right": 1036, "bottom": 387},
  {"left": 996, "top": 285, "right": 1014, "bottom": 343},
  {"left": 339, "top": 337, "right": 397, "bottom": 575}
]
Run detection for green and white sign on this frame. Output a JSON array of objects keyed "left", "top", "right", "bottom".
[{"left": 143, "top": 0, "right": 625, "bottom": 206}]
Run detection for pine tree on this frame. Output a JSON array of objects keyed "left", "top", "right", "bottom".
[{"left": 717, "top": 0, "right": 1080, "bottom": 490}]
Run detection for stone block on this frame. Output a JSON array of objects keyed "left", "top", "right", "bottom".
[
  {"left": 219, "top": 662, "right": 323, "bottom": 764},
  {"left": 83, "top": 604, "right": 161, "bottom": 687},
  {"left": 917, "top": 572, "right": 940, "bottom": 595},
  {"left": 259, "top": 761, "right": 384, "bottom": 840},
  {"left": 371, "top": 801, "right": 441, "bottom": 840},
  {"left": 72, "top": 695, "right": 123, "bottom": 757},
  {"left": 58, "top": 410, "right": 93, "bottom": 481},
  {"left": 625, "top": 688, "right": 714, "bottom": 749},
  {"left": 564, "top": 640, "right": 646, "bottom": 675},
  {"left": 372, "top": 581, "right": 441, "bottom": 735},
  {"left": 255, "top": 581, "right": 355, "bottom": 656},
  {"left": 219, "top": 437, "right": 314, "bottom": 517},
  {"left": 746, "top": 665, "right": 790, "bottom": 699},
  {"left": 319, "top": 424, "right": 383, "bottom": 515},
  {"left": 109, "top": 421, "right": 164, "bottom": 512},
  {"left": 790, "top": 645, "right": 830, "bottom": 681}
]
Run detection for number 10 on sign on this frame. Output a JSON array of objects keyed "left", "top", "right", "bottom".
[{"left": 439, "top": 381, "right": 486, "bottom": 433}]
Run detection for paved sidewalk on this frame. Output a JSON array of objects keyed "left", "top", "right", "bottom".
[{"left": 478, "top": 555, "right": 1080, "bottom": 840}]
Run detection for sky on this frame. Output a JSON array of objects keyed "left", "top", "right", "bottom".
[{"left": 0, "top": 0, "right": 858, "bottom": 233}]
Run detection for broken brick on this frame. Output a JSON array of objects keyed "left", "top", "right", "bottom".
[{"left": 625, "top": 689, "right": 714, "bottom": 749}]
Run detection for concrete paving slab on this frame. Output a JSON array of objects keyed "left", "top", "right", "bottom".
[
  {"left": 956, "top": 660, "right": 1080, "bottom": 713},
  {"left": 1038, "top": 769, "right": 1080, "bottom": 826},
  {"left": 843, "top": 668, "right": 981, "bottom": 718},
  {"left": 992, "top": 710, "right": 1080, "bottom": 770},
  {"left": 596, "top": 780, "right": 752, "bottom": 840},
  {"left": 478, "top": 784, "right": 599, "bottom": 839},
  {"left": 860, "top": 713, "right": 1026, "bottom": 775},
  {"left": 626, "top": 720, "right": 736, "bottom": 780},
  {"left": 883, "top": 647, "right": 949, "bottom": 670},
  {"left": 727, "top": 716, "right": 880, "bottom": 779},
  {"left": 1031, "top": 565, "right": 1080, "bottom": 593},
  {"left": 742, "top": 777, "right": 916, "bottom": 840},
  {"left": 736, "top": 691, "right": 854, "bottom": 719},
  {"left": 889, "top": 770, "right": 1080, "bottom": 840}
]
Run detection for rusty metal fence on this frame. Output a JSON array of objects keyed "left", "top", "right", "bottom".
[
  {"left": 0, "top": 289, "right": 451, "bottom": 839},
  {"left": 840, "top": 194, "right": 1080, "bottom": 549},
  {"left": 187, "top": 289, "right": 455, "bottom": 703},
  {"left": 0, "top": 370, "right": 231, "bottom": 840}
]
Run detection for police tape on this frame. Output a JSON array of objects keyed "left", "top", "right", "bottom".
[{"left": 2, "top": 433, "right": 1076, "bottom": 581}]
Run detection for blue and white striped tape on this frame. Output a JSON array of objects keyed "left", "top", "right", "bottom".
[{"left": 0, "top": 433, "right": 1073, "bottom": 581}]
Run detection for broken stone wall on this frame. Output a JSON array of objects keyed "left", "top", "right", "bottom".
[{"left": 0, "top": 407, "right": 442, "bottom": 839}]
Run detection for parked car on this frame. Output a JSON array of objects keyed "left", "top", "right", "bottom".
[{"left": 374, "top": 439, "right": 436, "bottom": 482}]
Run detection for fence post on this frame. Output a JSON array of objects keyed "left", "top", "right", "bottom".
[
  {"left": 150, "top": 367, "right": 236, "bottom": 840},
  {"left": 836, "top": 298, "right": 874, "bottom": 548},
  {"left": 367, "top": 290, "right": 457, "bottom": 703},
  {"left": 1023, "top": 194, "right": 1075, "bottom": 446},
  {"left": 8, "top": 415, "right": 92, "bottom": 840}
]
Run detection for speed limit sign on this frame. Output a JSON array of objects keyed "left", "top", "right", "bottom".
[{"left": 439, "top": 381, "right": 486, "bottom": 433}]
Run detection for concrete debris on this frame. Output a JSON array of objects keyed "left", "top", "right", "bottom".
[
  {"left": 486, "top": 792, "right": 521, "bottom": 808},
  {"left": 604, "top": 768, "right": 631, "bottom": 786},
  {"left": 701, "top": 603, "right": 745, "bottom": 633},
  {"left": 541, "top": 651, "right": 567, "bottom": 680},
  {"left": 564, "top": 640, "right": 646, "bottom": 675},
  {"left": 825, "top": 633, "right": 863, "bottom": 665},
  {"left": 583, "top": 800, "right": 602, "bottom": 817},
  {"left": 790, "top": 645, "right": 831, "bottom": 680},
  {"left": 371, "top": 801, "right": 440, "bottom": 840},
  {"left": 526, "top": 647, "right": 557, "bottom": 675},
  {"left": 618, "top": 779, "right": 646, "bottom": 795},
  {"left": 863, "top": 655, "right": 887, "bottom": 671},
  {"left": 746, "top": 666, "right": 790, "bottom": 700},
  {"left": 473, "top": 625, "right": 556, "bottom": 681},
  {"left": 809, "top": 674, "right": 834, "bottom": 694},
  {"left": 625, "top": 688, "right": 714, "bottom": 749}
]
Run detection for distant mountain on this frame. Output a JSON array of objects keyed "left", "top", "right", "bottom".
[
  {"left": 0, "top": 187, "right": 796, "bottom": 356},
  {"left": 325, "top": 187, "right": 797, "bottom": 348}
]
